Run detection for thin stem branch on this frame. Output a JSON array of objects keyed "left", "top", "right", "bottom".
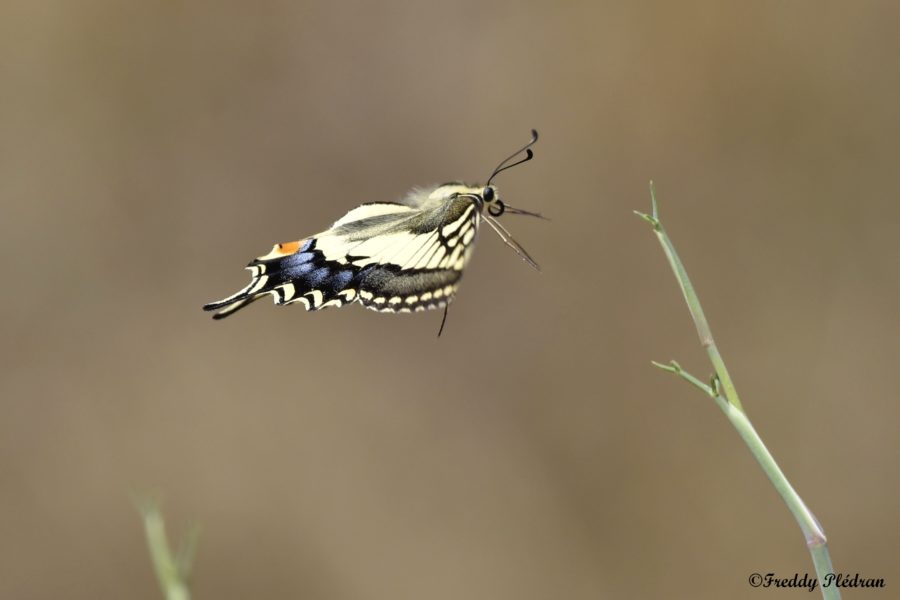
[
  {"left": 651, "top": 360, "right": 714, "bottom": 397},
  {"left": 637, "top": 183, "right": 839, "bottom": 600},
  {"left": 636, "top": 183, "right": 744, "bottom": 412},
  {"left": 136, "top": 498, "right": 197, "bottom": 600}
]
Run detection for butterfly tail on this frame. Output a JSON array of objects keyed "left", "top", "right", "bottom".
[
  {"left": 203, "top": 296, "right": 263, "bottom": 320},
  {"left": 202, "top": 266, "right": 275, "bottom": 319}
]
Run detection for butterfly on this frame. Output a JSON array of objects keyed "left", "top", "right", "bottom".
[{"left": 203, "top": 130, "right": 543, "bottom": 333}]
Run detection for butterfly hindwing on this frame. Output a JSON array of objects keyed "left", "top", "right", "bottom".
[
  {"left": 357, "top": 265, "right": 463, "bottom": 313},
  {"left": 202, "top": 238, "right": 363, "bottom": 318}
]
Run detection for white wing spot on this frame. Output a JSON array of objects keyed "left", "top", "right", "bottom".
[
  {"left": 247, "top": 275, "right": 269, "bottom": 295},
  {"left": 441, "top": 211, "right": 469, "bottom": 237},
  {"left": 426, "top": 246, "right": 446, "bottom": 269},
  {"left": 447, "top": 245, "right": 464, "bottom": 268},
  {"left": 306, "top": 290, "right": 324, "bottom": 307}
]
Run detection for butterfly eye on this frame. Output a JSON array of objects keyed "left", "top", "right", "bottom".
[{"left": 482, "top": 187, "right": 495, "bottom": 202}]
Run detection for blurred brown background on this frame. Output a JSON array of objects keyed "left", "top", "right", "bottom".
[{"left": 2, "top": 1, "right": 898, "bottom": 598}]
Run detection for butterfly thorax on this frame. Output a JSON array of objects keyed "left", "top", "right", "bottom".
[{"left": 404, "top": 182, "right": 500, "bottom": 215}]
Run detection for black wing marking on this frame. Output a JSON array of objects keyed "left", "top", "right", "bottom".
[{"left": 203, "top": 239, "right": 365, "bottom": 319}]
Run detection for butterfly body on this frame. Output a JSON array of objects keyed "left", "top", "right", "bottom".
[{"left": 204, "top": 132, "right": 540, "bottom": 322}]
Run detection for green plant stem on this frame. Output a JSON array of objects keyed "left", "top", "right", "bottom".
[
  {"left": 637, "top": 183, "right": 839, "bottom": 600},
  {"left": 136, "top": 499, "right": 197, "bottom": 600}
]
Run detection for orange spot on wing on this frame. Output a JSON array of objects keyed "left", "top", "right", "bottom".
[{"left": 274, "top": 240, "right": 302, "bottom": 256}]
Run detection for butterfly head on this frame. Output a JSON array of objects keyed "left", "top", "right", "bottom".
[
  {"left": 434, "top": 129, "right": 540, "bottom": 218},
  {"left": 479, "top": 184, "right": 507, "bottom": 217},
  {"left": 433, "top": 182, "right": 505, "bottom": 216}
]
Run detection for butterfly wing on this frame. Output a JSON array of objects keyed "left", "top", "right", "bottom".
[
  {"left": 201, "top": 236, "right": 362, "bottom": 319},
  {"left": 203, "top": 194, "right": 481, "bottom": 319},
  {"left": 352, "top": 197, "right": 481, "bottom": 313}
]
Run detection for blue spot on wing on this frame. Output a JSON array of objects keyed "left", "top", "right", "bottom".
[
  {"left": 282, "top": 251, "right": 314, "bottom": 267},
  {"left": 274, "top": 244, "right": 359, "bottom": 301},
  {"left": 281, "top": 253, "right": 316, "bottom": 278},
  {"left": 309, "top": 267, "right": 331, "bottom": 286},
  {"left": 333, "top": 270, "right": 353, "bottom": 289}
]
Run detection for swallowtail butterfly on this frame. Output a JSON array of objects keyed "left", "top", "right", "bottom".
[{"left": 203, "top": 130, "right": 542, "bottom": 333}]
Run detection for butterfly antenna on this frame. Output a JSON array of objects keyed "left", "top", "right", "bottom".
[
  {"left": 483, "top": 214, "right": 540, "bottom": 271},
  {"left": 437, "top": 303, "right": 450, "bottom": 337},
  {"left": 486, "top": 129, "right": 539, "bottom": 185},
  {"left": 502, "top": 205, "right": 550, "bottom": 220}
]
